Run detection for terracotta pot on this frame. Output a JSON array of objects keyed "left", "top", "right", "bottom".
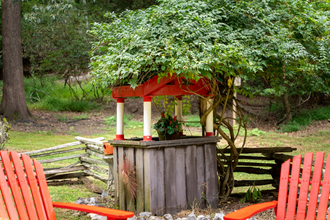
[
  {"left": 157, "top": 129, "right": 179, "bottom": 141},
  {"left": 103, "top": 142, "right": 113, "bottom": 155}
]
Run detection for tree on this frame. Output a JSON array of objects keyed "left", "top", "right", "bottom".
[
  {"left": 89, "top": 0, "right": 330, "bottom": 200},
  {"left": 1, "top": 0, "right": 33, "bottom": 120}
]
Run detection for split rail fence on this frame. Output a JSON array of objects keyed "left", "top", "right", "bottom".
[
  {"left": 217, "top": 146, "right": 297, "bottom": 191},
  {"left": 23, "top": 136, "right": 113, "bottom": 188}
]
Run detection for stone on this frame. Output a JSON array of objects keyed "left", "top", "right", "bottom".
[
  {"left": 197, "top": 215, "right": 204, "bottom": 220},
  {"left": 213, "top": 212, "right": 224, "bottom": 220},
  {"left": 247, "top": 217, "right": 257, "bottom": 220},
  {"left": 75, "top": 197, "right": 84, "bottom": 204},
  {"left": 164, "top": 214, "right": 173, "bottom": 220},
  {"left": 150, "top": 216, "right": 161, "bottom": 220},
  {"left": 187, "top": 211, "right": 196, "bottom": 220},
  {"left": 139, "top": 212, "right": 153, "bottom": 220},
  {"left": 140, "top": 212, "right": 153, "bottom": 218},
  {"left": 101, "top": 191, "right": 109, "bottom": 198},
  {"left": 87, "top": 213, "right": 106, "bottom": 220},
  {"left": 128, "top": 216, "right": 138, "bottom": 220}
]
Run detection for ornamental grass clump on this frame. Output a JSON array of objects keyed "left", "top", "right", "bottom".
[{"left": 153, "top": 112, "right": 180, "bottom": 135}]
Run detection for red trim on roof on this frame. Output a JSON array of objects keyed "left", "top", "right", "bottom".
[{"left": 112, "top": 74, "right": 213, "bottom": 98}]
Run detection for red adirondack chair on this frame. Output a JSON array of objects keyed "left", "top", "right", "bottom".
[
  {"left": 0, "top": 151, "right": 134, "bottom": 220},
  {"left": 224, "top": 152, "right": 330, "bottom": 220}
]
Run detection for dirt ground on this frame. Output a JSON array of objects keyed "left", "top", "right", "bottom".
[{"left": 8, "top": 96, "right": 330, "bottom": 219}]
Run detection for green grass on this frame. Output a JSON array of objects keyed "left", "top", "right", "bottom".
[
  {"left": 55, "top": 114, "right": 69, "bottom": 122},
  {"left": 104, "top": 114, "right": 143, "bottom": 129},
  {"left": 16, "top": 75, "right": 112, "bottom": 112},
  {"left": 183, "top": 114, "right": 201, "bottom": 128},
  {"left": 73, "top": 113, "right": 90, "bottom": 120}
]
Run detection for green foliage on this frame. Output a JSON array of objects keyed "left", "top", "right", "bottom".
[
  {"left": 73, "top": 114, "right": 90, "bottom": 120},
  {"left": 280, "top": 105, "right": 330, "bottom": 132},
  {"left": 66, "top": 126, "right": 79, "bottom": 136},
  {"left": 90, "top": 0, "right": 330, "bottom": 93},
  {"left": 23, "top": 76, "right": 105, "bottom": 111},
  {"left": 240, "top": 185, "right": 262, "bottom": 203},
  {"left": 0, "top": 118, "right": 11, "bottom": 150},
  {"left": 22, "top": 1, "right": 90, "bottom": 77},
  {"left": 55, "top": 114, "right": 69, "bottom": 122},
  {"left": 21, "top": 0, "right": 116, "bottom": 79},
  {"left": 153, "top": 112, "right": 180, "bottom": 135},
  {"left": 247, "top": 128, "right": 266, "bottom": 137},
  {"left": 40, "top": 97, "right": 98, "bottom": 112}
]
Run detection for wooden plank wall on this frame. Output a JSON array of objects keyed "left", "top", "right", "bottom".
[{"left": 113, "top": 143, "right": 219, "bottom": 215}]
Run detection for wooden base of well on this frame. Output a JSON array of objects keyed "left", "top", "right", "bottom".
[{"left": 110, "top": 136, "right": 221, "bottom": 215}]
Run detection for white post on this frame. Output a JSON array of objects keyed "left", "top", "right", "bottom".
[
  {"left": 233, "top": 91, "right": 237, "bottom": 126},
  {"left": 233, "top": 77, "right": 241, "bottom": 126},
  {"left": 115, "top": 98, "right": 125, "bottom": 140},
  {"left": 175, "top": 96, "right": 183, "bottom": 136},
  {"left": 206, "top": 97, "right": 214, "bottom": 136},
  {"left": 143, "top": 96, "right": 152, "bottom": 141}
]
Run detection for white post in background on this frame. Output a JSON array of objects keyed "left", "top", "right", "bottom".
[
  {"left": 206, "top": 97, "right": 214, "bottom": 136},
  {"left": 143, "top": 96, "right": 152, "bottom": 141},
  {"left": 175, "top": 96, "right": 183, "bottom": 136},
  {"left": 233, "top": 77, "right": 241, "bottom": 126},
  {"left": 115, "top": 98, "right": 125, "bottom": 140}
]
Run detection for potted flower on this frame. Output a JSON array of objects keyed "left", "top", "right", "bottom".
[{"left": 153, "top": 112, "right": 180, "bottom": 140}]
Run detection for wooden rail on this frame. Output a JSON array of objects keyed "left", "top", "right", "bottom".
[
  {"left": 23, "top": 137, "right": 113, "bottom": 187},
  {"left": 217, "top": 147, "right": 296, "bottom": 190}
]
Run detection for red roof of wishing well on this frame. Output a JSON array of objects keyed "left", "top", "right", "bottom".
[{"left": 112, "top": 74, "right": 213, "bottom": 98}]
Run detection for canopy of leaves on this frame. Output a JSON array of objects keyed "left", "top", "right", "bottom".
[
  {"left": 21, "top": 0, "right": 115, "bottom": 77},
  {"left": 89, "top": 0, "right": 330, "bottom": 93}
]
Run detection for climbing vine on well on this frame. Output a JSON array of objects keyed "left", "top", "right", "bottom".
[{"left": 89, "top": 0, "right": 330, "bottom": 200}]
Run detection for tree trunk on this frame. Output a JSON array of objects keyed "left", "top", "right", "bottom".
[
  {"left": 1, "top": 0, "right": 33, "bottom": 120},
  {"left": 282, "top": 93, "right": 292, "bottom": 122}
]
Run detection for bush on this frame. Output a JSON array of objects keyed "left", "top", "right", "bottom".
[{"left": 279, "top": 105, "right": 330, "bottom": 132}]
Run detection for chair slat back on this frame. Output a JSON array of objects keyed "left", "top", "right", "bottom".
[
  {"left": 277, "top": 158, "right": 290, "bottom": 220},
  {"left": 0, "top": 151, "right": 56, "bottom": 220},
  {"left": 296, "top": 152, "right": 313, "bottom": 219},
  {"left": 0, "top": 151, "right": 29, "bottom": 220},
  {"left": 306, "top": 152, "right": 324, "bottom": 220},
  {"left": 21, "top": 154, "right": 48, "bottom": 220},
  {"left": 286, "top": 154, "right": 302, "bottom": 220},
  {"left": 33, "top": 159, "right": 57, "bottom": 220},
  {"left": 0, "top": 155, "right": 17, "bottom": 220},
  {"left": 317, "top": 154, "right": 330, "bottom": 220}
]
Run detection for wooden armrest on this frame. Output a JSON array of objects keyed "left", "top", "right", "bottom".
[
  {"left": 53, "top": 202, "right": 134, "bottom": 219},
  {"left": 223, "top": 200, "right": 278, "bottom": 220}
]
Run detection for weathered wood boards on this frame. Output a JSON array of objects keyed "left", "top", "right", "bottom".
[
  {"left": 23, "top": 137, "right": 112, "bottom": 186},
  {"left": 110, "top": 137, "right": 221, "bottom": 215},
  {"left": 217, "top": 146, "right": 296, "bottom": 190}
]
